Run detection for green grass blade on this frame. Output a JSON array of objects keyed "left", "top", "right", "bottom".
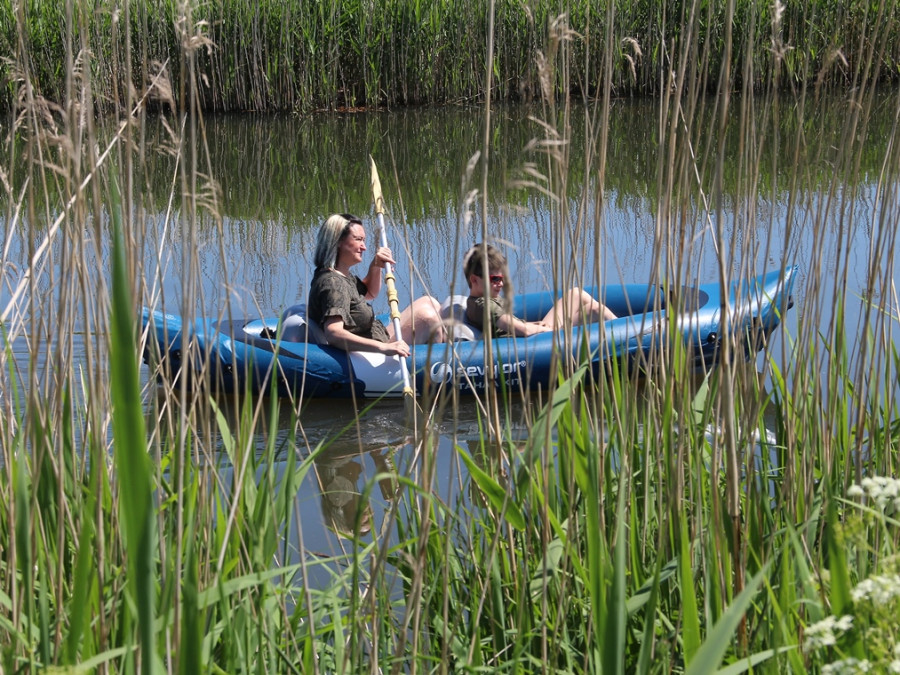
[
  {"left": 603, "top": 486, "right": 627, "bottom": 675},
  {"left": 634, "top": 562, "right": 662, "bottom": 675},
  {"left": 108, "top": 171, "right": 158, "bottom": 674},
  {"left": 627, "top": 557, "right": 678, "bottom": 615},
  {"left": 458, "top": 444, "right": 525, "bottom": 531},
  {"left": 65, "top": 647, "right": 133, "bottom": 674},
  {"left": 714, "top": 646, "right": 797, "bottom": 675},
  {"left": 64, "top": 473, "right": 97, "bottom": 663},
  {"left": 680, "top": 521, "right": 701, "bottom": 664},
  {"left": 825, "top": 491, "right": 864, "bottom": 659},
  {"left": 13, "top": 448, "right": 34, "bottom": 667},
  {"left": 685, "top": 563, "right": 771, "bottom": 675},
  {"left": 179, "top": 473, "right": 202, "bottom": 675},
  {"left": 515, "top": 363, "right": 588, "bottom": 493}
]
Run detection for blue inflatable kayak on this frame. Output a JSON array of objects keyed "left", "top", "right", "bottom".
[{"left": 141, "top": 267, "right": 796, "bottom": 399}]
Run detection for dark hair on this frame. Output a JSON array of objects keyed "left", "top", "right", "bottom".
[
  {"left": 339, "top": 213, "right": 363, "bottom": 226},
  {"left": 462, "top": 243, "right": 507, "bottom": 286}
]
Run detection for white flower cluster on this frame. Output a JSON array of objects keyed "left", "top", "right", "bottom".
[
  {"left": 804, "top": 615, "right": 854, "bottom": 650},
  {"left": 851, "top": 575, "right": 900, "bottom": 606},
  {"left": 891, "top": 644, "right": 900, "bottom": 673},
  {"left": 847, "top": 477, "right": 900, "bottom": 512},
  {"left": 822, "top": 658, "right": 872, "bottom": 674}
]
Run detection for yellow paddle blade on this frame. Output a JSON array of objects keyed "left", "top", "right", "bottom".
[{"left": 370, "top": 155, "right": 385, "bottom": 216}]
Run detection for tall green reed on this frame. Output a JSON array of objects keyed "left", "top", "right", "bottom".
[{"left": 2, "top": 0, "right": 899, "bottom": 113}]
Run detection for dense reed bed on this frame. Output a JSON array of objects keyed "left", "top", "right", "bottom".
[
  {"left": 2, "top": 0, "right": 900, "bottom": 673},
  {"left": 2, "top": 0, "right": 900, "bottom": 112}
]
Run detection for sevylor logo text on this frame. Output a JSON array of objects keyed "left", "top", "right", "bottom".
[{"left": 429, "top": 359, "right": 528, "bottom": 389}]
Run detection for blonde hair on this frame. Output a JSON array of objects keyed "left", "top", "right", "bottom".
[
  {"left": 314, "top": 213, "right": 363, "bottom": 269},
  {"left": 463, "top": 242, "right": 507, "bottom": 287}
]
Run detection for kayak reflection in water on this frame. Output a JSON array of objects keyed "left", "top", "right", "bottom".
[{"left": 315, "top": 445, "right": 399, "bottom": 538}]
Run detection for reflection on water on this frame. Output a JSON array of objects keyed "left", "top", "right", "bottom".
[
  {"left": 5, "top": 94, "right": 898, "bottom": 400},
  {"left": 156, "top": 384, "right": 535, "bottom": 558},
  {"left": 6, "top": 93, "right": 899, "bottom": 571},
  {"left": 148, "top": 362, "right": 790, "bottom": 595},
  {"left": 315, "top": 445, "right": 399, "bottom": 538},
  {"left": 127, "top": 92, "right": 900, "bottom": 326}
]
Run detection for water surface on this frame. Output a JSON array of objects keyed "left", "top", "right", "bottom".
[{"left": 3, "top": 91, "right": 899, "bottom": 554}]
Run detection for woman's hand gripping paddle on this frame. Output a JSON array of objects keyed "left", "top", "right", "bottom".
[{"left": 369, "top": 156, "right": 417, "bottom": 413}]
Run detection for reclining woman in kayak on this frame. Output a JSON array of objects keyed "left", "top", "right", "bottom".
[
  {"left": 307, "top": 213, "right": 445, "bottom": 356},
  {"left": 463, "top": 243, "right": 616, "bottom": 337}
]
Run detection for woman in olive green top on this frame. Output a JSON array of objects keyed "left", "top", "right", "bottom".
[
  {"left": 463, "top": 243, "right": 616, "bottom": 337},
  {"left": 308, "top": 213, "right": 444, "bottom": 356}
]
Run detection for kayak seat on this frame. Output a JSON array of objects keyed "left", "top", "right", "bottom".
[
  {"left": 440, "top": 295, "right": 483, "bottom": 341},
  {"left": 280, "top": 304, "right": 329, "bottom": 345}
]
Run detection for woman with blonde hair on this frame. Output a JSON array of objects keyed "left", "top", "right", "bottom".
[{"left": 308, "top": 213, "right": 444, "bottom": 356}]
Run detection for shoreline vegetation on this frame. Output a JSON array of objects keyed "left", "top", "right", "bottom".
[
  {"left": 2, "top": 0, "right": 900, "bottom": 673},
  {"left": 2, "top": 0, "right": 899, "bottom": 113}
]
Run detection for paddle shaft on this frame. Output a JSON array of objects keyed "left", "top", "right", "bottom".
[{"left": 370, "top": 156, "right": 414, "bottom": 398}]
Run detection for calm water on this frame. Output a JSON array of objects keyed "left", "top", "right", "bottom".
[
  {"left": 3, "top": 91, "right": 899, "bottom": 553},
  {"left": 132, "top": 94, "right": 900, "bottom": 325}
]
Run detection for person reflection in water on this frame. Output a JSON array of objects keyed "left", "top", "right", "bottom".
[{"left": 316, "top": 446, "right": 399, "bottom": 538}]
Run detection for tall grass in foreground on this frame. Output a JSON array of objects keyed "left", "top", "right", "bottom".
[{"left": 2, "top": 1, "right": 900, "bottom": 674}]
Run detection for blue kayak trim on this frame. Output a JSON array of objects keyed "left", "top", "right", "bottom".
[{"left": 141, "top": 267, "right": 797, "bottom": 399}]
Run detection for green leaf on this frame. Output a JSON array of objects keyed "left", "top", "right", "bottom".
[
  {"left": 714, "top": 646, "right": 796, "bottom": 675},
  {"left": 826, "top": 491, "right": 864, "bottom": 658},
  {"left": 627, "top": 557, "right": 678, "bottom": 615},
  {"left": 179, "top": 474, "right": 202, "bottom": 675},
  {"left": 635, "top": 559, "right": 666, "bottom": 675},
  {"left": 458, "top": 445, "right": 526, "bottom": 531},
  {"left": 685, "top": 563, "right": 771, "bottom": 675},
  {"left": 63, "top": 510, "right": 95, "bottom": 664},
  {"left": 108, "top": 170, "right": 157, "bottom": 674},
  {"left": 516, "top": 363, "right": 588, "bottom": 492},
  {"left": 603, "top": 487, "right": 627, "bottom": 675},
  {"left": 690, "top": 372, "right": 712, "bottom": 426},
  {"left": 680, "top": 526, "right": 701, "bottom": 664}
]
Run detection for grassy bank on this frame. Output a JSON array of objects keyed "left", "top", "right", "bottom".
[
  {"left": 2, "top": 1, "right": 900, "bottom": 673},
  {"left": 2, "top": 0, "right": 900, "bottom": 113}
]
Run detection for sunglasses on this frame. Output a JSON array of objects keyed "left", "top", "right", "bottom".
[{"left": 488, "top": 274, "right": 504, "bottom": 284}]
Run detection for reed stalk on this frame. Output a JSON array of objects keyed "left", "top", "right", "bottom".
[{"left": 2, "top": 0, "right": 899, "bottom": 113}]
